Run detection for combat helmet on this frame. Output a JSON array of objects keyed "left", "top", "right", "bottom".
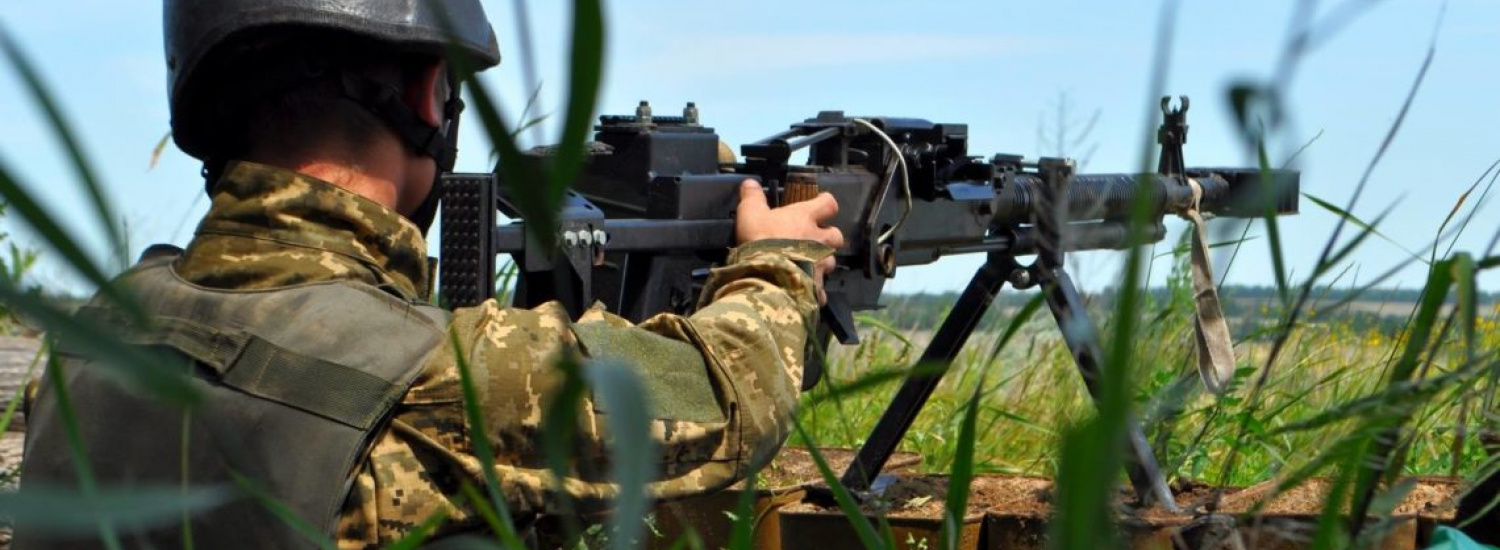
[{"left": 164, "top": 0, "right": 502, "bottom": 169}]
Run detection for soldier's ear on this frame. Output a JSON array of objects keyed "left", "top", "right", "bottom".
[{"left": 403, "top": 61, "right": 447, "bottom": 129}]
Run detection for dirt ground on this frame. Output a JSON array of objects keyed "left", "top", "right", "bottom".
[
  {"left": 788, "top": 473, "right": 1462, "bottom": 525},
  {"left": 752, "top": 447, "right": 923, "bottom": 489}
]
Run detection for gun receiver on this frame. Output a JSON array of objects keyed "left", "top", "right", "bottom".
[{"left": 439, "top": 98, "right": 1299, "bottom": 506}]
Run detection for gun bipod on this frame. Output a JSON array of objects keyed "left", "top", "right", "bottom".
[
  {"left": 839, "top": 251, "right": 1018, "bottom": 493},
  {"left": 1031, "top": 264, "right": 1179, "bottom": 512},
  {"left": 837, "top": 251, "right": 1177, "bottom": 511}
]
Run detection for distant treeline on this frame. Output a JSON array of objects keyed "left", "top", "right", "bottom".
[
  {"left": 1215, "top": 285, "right": 1500, "bottom": 304},
  {"left": 873, "top": 284, "right": 1498, "bottom": 339}
]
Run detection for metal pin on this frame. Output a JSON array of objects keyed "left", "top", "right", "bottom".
[{"left": 1008, "top": 267, "right": 1033, "bottom": 288}]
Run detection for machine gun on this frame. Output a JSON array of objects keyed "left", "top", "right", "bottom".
[{"left": 438, "top": 97, "right": 1299, "bottom": 508}]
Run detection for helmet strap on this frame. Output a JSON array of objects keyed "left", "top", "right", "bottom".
[
  {"left": 338, "top": 70, "right": 465, "bottom": 235},
  {"left": 338, "top": 71, "right": 459, "bottom": 172}
]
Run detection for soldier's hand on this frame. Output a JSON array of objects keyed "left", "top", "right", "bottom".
[{"left": 735, "top": 179, "right": 844, "bottom": 304}]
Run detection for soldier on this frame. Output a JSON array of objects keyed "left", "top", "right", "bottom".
[{"left": 17, "top": 1, "right": 843, "bottom": 548}]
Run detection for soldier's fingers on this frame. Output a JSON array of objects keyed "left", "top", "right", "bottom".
[
  {"left": 815, "top": 255, "right": 836, "bottom": 276},
  {"left": 800, "top": 192, "right": 839, "bottom": 222},
  {"left": 736, "top": 179, "right": 768, "bottom": 215},
  {"left": 814, "top": 256, "right": 835, "bottom": 305},
  {"left": 820, "top": 228, "right": 845, "bottom": 250}
]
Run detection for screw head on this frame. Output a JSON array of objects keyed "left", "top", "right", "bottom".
[{"left": 1008, "top": 268, "right": 1033, "bottom": 288}]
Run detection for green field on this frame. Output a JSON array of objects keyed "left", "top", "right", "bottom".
[{"left": 797, "top": 271, "right": 1500, "bottom": 489}]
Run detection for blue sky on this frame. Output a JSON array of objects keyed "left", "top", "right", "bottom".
[{"left": 0, "top": 1, "right": 1495, "bottom": 295}]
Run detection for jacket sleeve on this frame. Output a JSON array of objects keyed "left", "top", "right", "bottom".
[{"left": 424, "top": 239, "right": 831, "bottom": 514}]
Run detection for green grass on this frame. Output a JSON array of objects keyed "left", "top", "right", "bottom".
[
  {"left": 4, "top": 1, "right": 1498, "bottom": 549},
  {"left": 797, "top": 272, "right": 1498, "bottom": 487}
]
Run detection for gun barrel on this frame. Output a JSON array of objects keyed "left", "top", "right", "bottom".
[
  {"left": 992, "top": 169, "right": 1299, "bottom": 225},
  {"left": 939, "top": 221, "right": 1168, "bottom": 256}
]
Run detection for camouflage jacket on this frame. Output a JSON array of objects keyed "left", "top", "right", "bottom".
[{"left": 173, "top": 161, "right": 827, "bottom": 548}]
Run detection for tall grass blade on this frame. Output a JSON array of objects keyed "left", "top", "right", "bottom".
[
  {"left": 854, "top": 313, "right": 916, "bottom": 350},
  {"left": 228, "top": 471, "right": 335, "bottom": 550},
  {"left": 581, "top": 359, "right": 658, "bottom": 550},
  {"left": 431, "top": 6, "right": 556, "bottom": 247},
  {"left": 40, "top": 345, "right": 122, "bottom": 550},
  {"left": 446, "top": 333, "right": 528, "bottom": 549},
  {"left": 461, "top": 70, "right": 555, "bottom": 247},
  {"left": 982, "top": 294, "right": 1044, "bottom": 369},
  {"left": 149, "top": 132, "right": 172, "bottom": 172},
  {"left": 1454, "top": 253, "right": 1477, "bottom": 359},
  {"left": 456, "top": 482, "right": 512, "bottom": 547},
  {"left": 940, "top": 383, "right": 983, "bottom": 550},
  {"left": 1217, "top": 23, "right": 1436, "bottom": 494},
  {"left": 1302, "top": 193, "right": 1423, "bottom": 265},
  {"left": 538, "top": 356, "right": 586, "bottom": 542},
  {"left": 0, "top": 485, "right": 232, "bottom": 534},
  {"left": 1152, "top": 235, "right": 1258, "bottom": 259},
  {"left": 1309, "top": 468, "right": 1356, "bottom": 550},
  {"left": 1283, "top": 128, "right": 1325, "bottom": 167},
  {"left": 0, "top": 283, "right": 199, "bottom": 405},
  {"left": 419, "top": 535, "right": 504, "bottom": 550},
  {"left": 1347, "top": 256, "right": 1454, "bottom": 539},
  {"left": 791, "top": 418, "right": 887, "bottom": 550},
  {"left": 1314, "top": 203, "right": 1396, "bottom": 280},
  {"left": 179, "top": 408, "right": 195, "bottom": 550},
  {"left": 1253, "top": 137, "right": 1292, "bottom": 306},
  {"left": 507, "top": 0, "right": 546, "bottom": 146},
  {"left": 1050, "top": 423, "right": 1120, "bottom": 550},
  {"left": 0, "top": 161, "right": 141, "bottom": 319},
  {"left": 725, "top": 470, "right": 759, "bottom": 550},
  {"left": 1441, "top": 158, "right": 1500, "bottom": 259},
  {"left": 384, "top": 507, "right": 453, "bottom": 550},
  {"left": 1216, "top": 128, "right": 1322, "bottom": 285},
  {"left": 1315, "top": 21, "right": 1435, "bottom": 281},
  {"left": 1053, "top": 1, "right": 1179, "bottom": 546},
  {"left": 804, "top": 362, "right": 944, "bottom": 408},
  {"left": 551, "top": 0, "right": 605, "bottom": 193},
  {"left": 1434, "top": 181, "right": 1477, "bottom": 262},
  {"left": 1265, "top": 353, "right": 1493, "bottom": 436},
  {"left": 0, "top": 343, "right": 42, "bottom": 433},
  {"left": 0, "top": 25, "right": 126, "bottom": 270},
  {"left": 1368, "top": 477, "right": 1419, "bottom": 518}
]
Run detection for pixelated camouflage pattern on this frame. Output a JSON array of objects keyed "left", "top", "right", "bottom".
[
  {"left": 175, "top": 161, "right": 430, "bottom": 300},
  {"left": 172, "top": 161, "right": 829, "bottom": 548}
]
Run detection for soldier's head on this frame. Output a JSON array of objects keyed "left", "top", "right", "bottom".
[{"left": 164, "top": 0, "right": 501, "bottom": 230}]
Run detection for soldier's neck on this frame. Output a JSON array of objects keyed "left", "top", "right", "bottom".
[{"left": 248, "top": 138, "right": 410, "bottom": 213}]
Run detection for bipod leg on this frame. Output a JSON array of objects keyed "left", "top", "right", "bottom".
[
  {"left": 840, "top": 253, "right": 1020, "bottom": 492},
  {"left": 1034, "top": 264, "right": 1178, "bottom": 511}
]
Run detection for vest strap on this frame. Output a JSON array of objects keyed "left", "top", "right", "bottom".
[{"left": 76, "top": 306, "right": 415, "bottom": 430}]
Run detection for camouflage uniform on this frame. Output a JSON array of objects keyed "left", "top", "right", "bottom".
[{"left": 172, "top": 161, "right": 827, "bottom": 548}]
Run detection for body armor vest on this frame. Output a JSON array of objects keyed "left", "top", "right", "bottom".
[{"left": 17, "top": 257, "right": 450, "bottom": 549}]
